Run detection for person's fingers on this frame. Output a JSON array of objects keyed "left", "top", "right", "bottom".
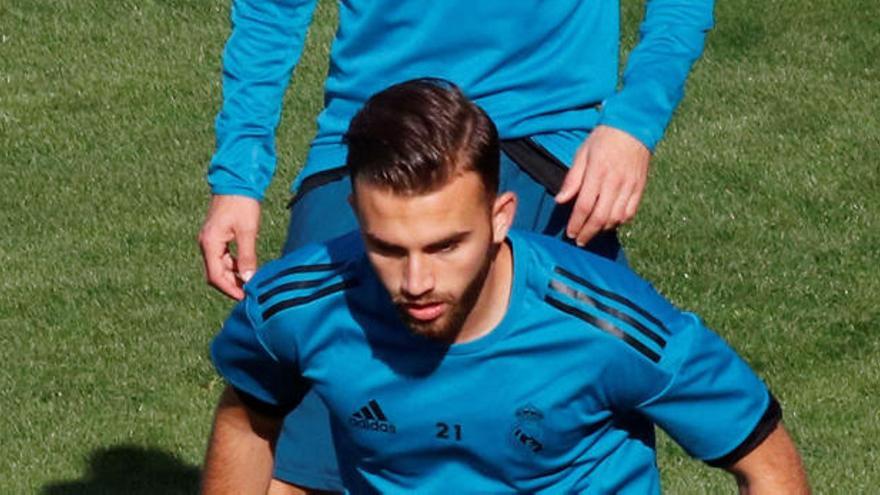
[
  {"left": 605, "top": 182, "right": 634, "bottom": 230},
  {"left": 198, "top": 195, "right": 261, "bottom": 300},
  {"left": 221, "top": 249, "right": 235, "bottom": 271},
  {"left": 198, "top": 229, "right": 225, "bottom": 282},
  {"left": 556, "top": 145, "right": 589, "bottom": 203},
  {"left": 222, "top": 252, "right": 246, "bottom": 300},
  {"left": 559, "top": 125, "right": 652, "bottom": 245},
  {"left": 566, "top": 175, "right": 600, "bottom": 241},
  {"left": 575, "top": 179, "right": 619, "bottom": 246},
  {"left": 200, "top": 230, "right": 244, "bottom": 300},
  {"left": 624, "top": 182, "right": 645, "bottom": 220}
]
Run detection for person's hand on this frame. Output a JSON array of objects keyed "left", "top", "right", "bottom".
[
  {"left": 555, "top": 125, "right": 651, "bottom": 246},
  {"left": 198, "top": 195, "right": 261, "bottom": 300}
]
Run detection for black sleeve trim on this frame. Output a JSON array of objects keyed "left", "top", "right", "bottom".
[
  {"left": 287, "top": 166, "right": 348, "bottom": 209},
  {"left": 232, "top": 387, "right": 304, "bottom": 419},
  {"left": 499, "top": 138, "right": 568, "bottom": 195},
  {"left": 705, "top": 394, "right": 783, "bottom": 468}
]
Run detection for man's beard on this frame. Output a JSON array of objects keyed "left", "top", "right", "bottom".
[{"left": 393, "top": 247, "right": 495, "bottom": 343}]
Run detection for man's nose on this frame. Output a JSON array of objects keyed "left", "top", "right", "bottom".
[{"left": 401, "top": 254, "right": 434, "bottom": 298}]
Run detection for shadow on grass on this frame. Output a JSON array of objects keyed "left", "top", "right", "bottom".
[{"left": 42, "top": 445, "right": 200, "bottom": 495}]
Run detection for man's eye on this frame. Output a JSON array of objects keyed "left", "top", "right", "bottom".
[
  {"left": 369, "top": 242, "right": 406, "bottom": 257},
  {"left": 433, "top": 241, "right": 458, "bottom": 253}
]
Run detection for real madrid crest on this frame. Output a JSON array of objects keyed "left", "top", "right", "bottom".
[{"left": 510, "top": 403, "right": 545, "bottom": 453}]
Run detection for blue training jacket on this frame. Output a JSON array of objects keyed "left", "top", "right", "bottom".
[{"left": 208, "top": 0, "right": 715, "bottom": 200}]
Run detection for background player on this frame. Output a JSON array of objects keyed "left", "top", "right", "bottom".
[
  {"left": 202, "top": 80, "right": 809, "bottom": 494},
  {"left": 198, "top": 2, "right": 716, "bottom": 489}
]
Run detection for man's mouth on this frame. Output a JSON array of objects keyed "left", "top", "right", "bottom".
[{"left": 403, "top": 301, "right": 448, "bottom": 322}]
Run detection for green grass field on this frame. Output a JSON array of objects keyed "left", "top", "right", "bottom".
[{"left": 1, "top": 0, "right": 877, "bottom": 492}]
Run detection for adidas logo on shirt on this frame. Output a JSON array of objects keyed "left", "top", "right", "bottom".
[{"left": 349, "top": 399, "right": 397, "bottom": 434}]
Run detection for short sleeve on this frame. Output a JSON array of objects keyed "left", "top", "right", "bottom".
[
  {"left": 210, "top": 297, "right": 310, "bottom": 416},
  {"left": 636, "top": 312, "right": 781, "bottom": 465}
]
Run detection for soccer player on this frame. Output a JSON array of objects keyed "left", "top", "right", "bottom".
[
  {"left": 200, "top": 3, "right": 716, "bottom": 489},
  {"left": 202, "top": 80, "right": 809, "bottom": 494}
]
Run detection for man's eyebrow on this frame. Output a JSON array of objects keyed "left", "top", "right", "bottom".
[
  {"left": 363, "top": 232, "right": 402, "bottom": 251},
  {"left": 424, "top": 231, "right": 471, "bottom": 250},
  {"left": 362, "top": 231, "right": 471, "bottom": 251}
]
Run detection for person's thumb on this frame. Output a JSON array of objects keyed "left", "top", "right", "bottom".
[{"left": 235, "top": 230, "right": 258, "bottom": 283}]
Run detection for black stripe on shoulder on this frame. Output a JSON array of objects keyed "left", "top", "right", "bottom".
[
  {"left": 257, "top": 262, "right": 345, "bottom": 289},
  {"left": 549, "top": 280, "right": 666, "bottom": 348},
  {"left": 262, "top": 279, "right": 359, "bottom": 321},
  {"left": 257, "top": 272, "right": 340, "bottom": 305},
  {"left": 555, "top": 266, "right": 670, "bottom": 335},
  {"left": 705, "top": 394, "right": 783, "bottom": 468},
  {"left": 545, "top": 295, "right": 660, "bottom": 363}
]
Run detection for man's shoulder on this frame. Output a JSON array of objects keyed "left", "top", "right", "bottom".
[
  {"left": 513, "top": 230, "right": 651, "bottom": 299},
  {"left": 513, "top": 230, "right": 683, "bottom": 363},
  {"left": 249, "top": 231, "right": 363, "bottom": 284},
  {"left": 244, "top": 231, "right": 366, "bottom": 326}
]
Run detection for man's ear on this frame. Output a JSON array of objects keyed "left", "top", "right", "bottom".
[{"left": 491, "top": 191, "right": 517, "bottom": 243}]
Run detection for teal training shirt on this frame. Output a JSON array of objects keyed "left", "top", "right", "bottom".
[
  {"left": 212, "top": 230, "right": 779, "bottom": 493},
  {"left": 208, "top": 0, "right": 715, "bottom": 199}
]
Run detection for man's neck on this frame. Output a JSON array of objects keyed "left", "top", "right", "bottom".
[{"left": 454, "top": 240, "right": 513, "bottom": 344}]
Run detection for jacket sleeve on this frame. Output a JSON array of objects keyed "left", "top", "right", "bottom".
[
  {"left": 208, "top": 0, "right": 320, "bottom": 200},
  {"left": 598, "top": 0, "right": 715, "bottom": 151}
]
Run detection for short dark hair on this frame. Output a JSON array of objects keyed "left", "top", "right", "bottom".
[{"left": 345, "top": 78, "right": 499, "bottom": 197}]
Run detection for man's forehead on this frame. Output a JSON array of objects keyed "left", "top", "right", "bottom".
[
  {"left": 353, "top": 172, "right": 488, "bottom": 212},
  {"left": 353, "top": 173, "right": 490, "bottom": 246}
]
